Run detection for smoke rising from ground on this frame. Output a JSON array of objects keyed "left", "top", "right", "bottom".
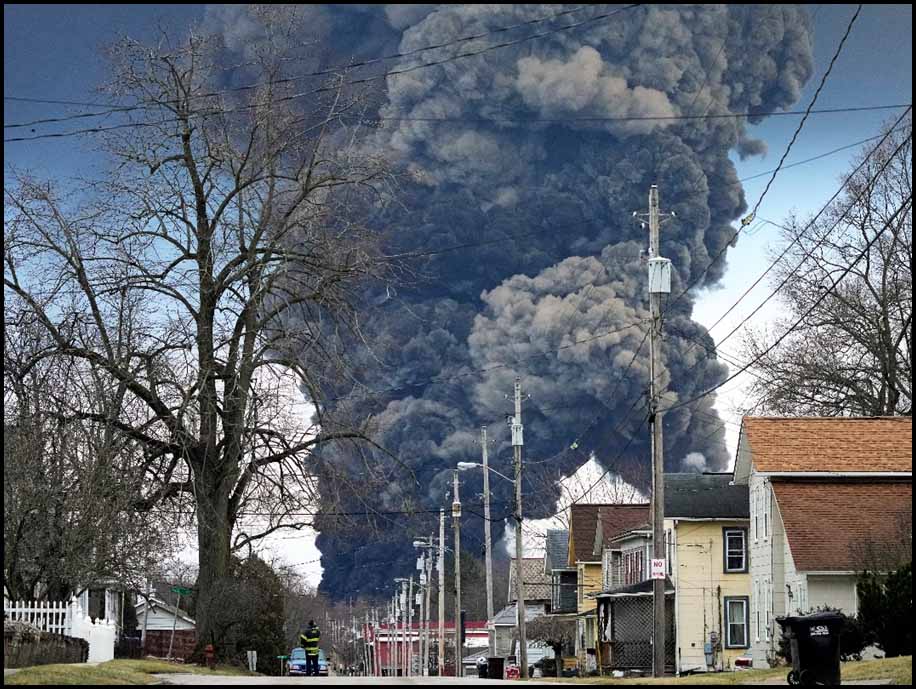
[{"left": 208, "top": 5, "right": 814, "bottom": 599}]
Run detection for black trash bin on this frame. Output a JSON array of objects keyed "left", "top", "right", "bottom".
[
  {"left": 777, "top": 611, "right": 845, "bottom": 686},
  {"left": 487, "top": 657, "right": 505, "bottom": 679}
]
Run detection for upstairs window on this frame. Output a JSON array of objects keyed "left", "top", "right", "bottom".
[{"left": 724, "top": 528, "right": 748, "bottom": 573}]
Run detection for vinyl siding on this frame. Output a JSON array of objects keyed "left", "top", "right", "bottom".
[{"left": 668, "top": 519, "right": 750, "bottom": 673}]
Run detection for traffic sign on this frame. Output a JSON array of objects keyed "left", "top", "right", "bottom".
[
  {"left": 650, "top": 559, "right": 666, "bottom": 579},
  {"left": 171, "top": 586, "right": 192, "bottom": 596}
]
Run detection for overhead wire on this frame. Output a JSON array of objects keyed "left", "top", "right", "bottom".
[
  {"left": 4, "top": 5, "right": 645, "bottom": 143},
  {"left": 664, "top": 189, "right": 912, "bottom": 416},
  {"left": 668, "top": 4, "right": 865, "bottom": 307}
]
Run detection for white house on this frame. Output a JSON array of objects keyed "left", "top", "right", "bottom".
[
  {"left": 134, "top": 597, "right": 196, "bottom": 632},
  {"left": 732, "top": 416, "right": 912, "bottom": 668}
]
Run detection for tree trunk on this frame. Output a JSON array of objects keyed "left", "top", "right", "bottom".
[
  {"left": 555, "top": 644, "right": 563, "bottom": 678},
  {"left": 193, "top": 470, "right": 232, "bottom": 654}
]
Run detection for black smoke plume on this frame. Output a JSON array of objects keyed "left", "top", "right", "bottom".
[{"left": 210, "top": 5, "right": 814, "bottom": 600}]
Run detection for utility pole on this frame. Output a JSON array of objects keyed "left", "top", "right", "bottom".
[
  {"left": 642, "top": 184, "right": 673, "bottom": 677},
  {"left": 424, "top": 542, "right": 433, "bottom": 676},
  {"left": 438, "top": 509, "right": 446, "bottom": 677},
  {"left": 512, "top": 377, "right": 529, "bottom": 679},
  {"left": 408, "top": 576, "right": 415, "bottom": 677},
  {"left": 481, "top": 426, "right": 496, "bottom": 660},
  {"left": 452, "top": 470, "right": 462, "bottom": 677}
]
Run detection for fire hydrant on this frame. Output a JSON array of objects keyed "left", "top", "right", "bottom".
[{"left": 204, "top": 644, "right": 216, "bottom": 670}]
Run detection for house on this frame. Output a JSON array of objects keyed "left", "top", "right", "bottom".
[
  {"left": 593, "top": 474, "right": 750, "bottom": 675},
  {"left": 732, "top": 416, "right": 912, "bottom": 668},
  {"left": 544, "top": 530, "right": 576, "bottom": 615},
  {"left": 665, "top": 473, "right": 750, "bottom": 674},
  {"left": 568, "top": 503, "right": 649, "bottom": 673},
  {"left": 491, "top": 557, "right": 551, "bottom": 659},
  {"left": 594, "top": 521, "right": 675, "bottom": 674},
  {"left": 134, "top": 596, "right": 197, "bottom": 660}
]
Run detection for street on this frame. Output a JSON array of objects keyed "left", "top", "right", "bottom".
[{"left": 154, "top": 675, "right": 557, "bottom": 685}]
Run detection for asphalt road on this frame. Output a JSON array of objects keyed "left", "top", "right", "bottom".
[{"left": 154, "top": 675, "right": 557, "bottom": 685}]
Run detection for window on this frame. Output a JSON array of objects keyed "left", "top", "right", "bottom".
[
  {"left": 724, "top": 597, "right": 749, "bottom": 648},
  {"left": 723, "top": 528, "right": 747, "bottom": 572},
  {"left": 763, "top": 484, "right": 769, "bottom": 540},
  {"left": 622, "top": 548, "right": 644, "bottom": 585},
  {"left": 764, "top": 580, "right": 771, "bottom": 640}
]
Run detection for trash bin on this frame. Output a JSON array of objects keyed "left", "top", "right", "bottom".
[
  {"left": 487, "top": 657, "right": 505, "bottom": 679},
  {"left": 777, "top": 611, "right": 845, "bottom": 686}
]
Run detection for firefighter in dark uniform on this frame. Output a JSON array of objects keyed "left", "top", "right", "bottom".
[{"left": 300, "top": 620, "right": 321, "bottom": 676}]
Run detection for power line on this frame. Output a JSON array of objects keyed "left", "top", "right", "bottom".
[
  {"left": 664, "top": 189, "right": 912, "bottom": 416},
  {"left": 655, "top": 110, "right": 911, "bottom": 395},
  {"left": 4, "top": 5, "right": 644, "bottom": 143},
  {"left": 671, "top": 4, "right": 865, "bottom": 304},
  {"left": 744, "top": 4, "right": 863, "bottom": 225},
  {"left": 326, "top": 319, "right": 649, "bottom": 404},
  {"left": 3, "top": 4, "right": 613, "bottom": 128}
]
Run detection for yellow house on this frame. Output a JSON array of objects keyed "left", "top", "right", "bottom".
[
  {"left": 665, "top": 473, "right": 751, "bottom": 672},
  {"left": 594, "top": 474, "right": 750, "bottom": 675}
]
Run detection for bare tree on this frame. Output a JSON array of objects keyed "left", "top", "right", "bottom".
[
  {"left": 4, "top": 8, "right": 394, "bottom": 650},
  {"left": 3, "top": 305, "right": 179, "bottom": 601},
  {"left": 740, "top": 118, "right": 912, "bottom": 417},
  {"left": 526, "top": 615, "right": 576, "bottom": 677}
]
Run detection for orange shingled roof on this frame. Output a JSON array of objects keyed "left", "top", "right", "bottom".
[
  {"left": 772, "top": 481, "right": 912, "bottom": 572},
  {"left": 742, "top": 417, "right": 912, "bottom": 473}
]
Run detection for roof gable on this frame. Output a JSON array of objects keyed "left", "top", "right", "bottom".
[
  {"left": 594, "top": 505, "right": 651, "bottom": 556},
  {"left": 742, "top": 417, "right": 912, "bottom": 474},
  {"left": 508, "top": 558, "right": 550, "bottom": 603},
  {"left": 664, "top": 473, "right": 749, "bottom": 518},
  {"left": 772, "top": 480, "right": 912, "bottom": 571}
]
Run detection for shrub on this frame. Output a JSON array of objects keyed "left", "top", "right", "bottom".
[{"left": 857, "top": 562, "right": 913, "bottom": 658}]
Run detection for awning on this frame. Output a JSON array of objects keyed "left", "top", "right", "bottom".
[{"left": 593, "top": 578, "right": 674, "bottom": 599}]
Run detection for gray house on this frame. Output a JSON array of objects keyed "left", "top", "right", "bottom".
[
  {"left": 491, "top": 558, "right": 551, "bottom": 658},
  {"left": 545, "top": 530, "right": 577, "bottom": 614}
]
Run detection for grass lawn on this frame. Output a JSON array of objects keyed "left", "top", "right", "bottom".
[
  {"left": 5, "top": 659, "right": 258, "bottom": 685},
  {"left": 538, "top": 655, "right": 913, "bottom": 685}
]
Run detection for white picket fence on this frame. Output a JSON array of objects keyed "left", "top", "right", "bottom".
[
  {"left": 4, "top": 599, "right": 73, "bottom": 635},
  {"left": 4, "top": 597, "right": 116, "bottom": 662}
]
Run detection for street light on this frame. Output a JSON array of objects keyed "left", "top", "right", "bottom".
[
  {"left": 457, "top": 448, "right": 516, "bottom": 662},
  {"left": 457, "top": 461, "right": 515, "bottom": 485}
]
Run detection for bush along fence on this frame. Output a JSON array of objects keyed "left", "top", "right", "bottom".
[
  {"left": 4, "top": 598, "right": 116, "bottom": 664},
  {"left": 4, "top": 620, "right": 89, "bottom": 668}
]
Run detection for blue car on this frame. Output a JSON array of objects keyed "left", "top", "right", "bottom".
[{"left": 288, "top": 647, "right": 329, "bottom": 676}]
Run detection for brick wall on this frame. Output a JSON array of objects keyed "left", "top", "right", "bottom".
[{"left": 144, "top": 629, "right": 197, "bottom": 660}]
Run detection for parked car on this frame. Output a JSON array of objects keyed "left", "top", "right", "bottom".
[{"left": 288, "top": 647, "right": 329, "bottom": 676}]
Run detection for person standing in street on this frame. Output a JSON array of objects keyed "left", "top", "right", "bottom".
[{"left": 300, "top": 620, "right": 321, "bottom": 677}]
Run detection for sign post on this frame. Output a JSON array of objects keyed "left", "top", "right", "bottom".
[{"left": 167, "top": 586, "right": 192, "bottom": 659}]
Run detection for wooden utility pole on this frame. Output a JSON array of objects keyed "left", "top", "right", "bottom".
[
  {"left": 644, "top": 184, "right": 673, "bottom": 677},
  {"left": 438, "top": 509, "right": 446, "bottom": 677},
  {"left": 481, "top": 426, "right": 495, "bottom": 659},
  {"left": 512, "top": 377, "right": 529, "bottom": 679},
  {"left": 452, "top": 470, "right": 462, "bottom": 677}
]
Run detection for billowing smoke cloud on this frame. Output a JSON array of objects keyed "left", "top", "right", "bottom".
[
  {"left": 682, "top": 452, "right": 709, "bottom": 472},
  {"left": 209, "top": 5, "right": 814, "bottom": 599}
]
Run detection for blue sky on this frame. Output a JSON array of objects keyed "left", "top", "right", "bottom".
[{"left": 5, "top": 4, "right": 912, "bottom": 584}]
